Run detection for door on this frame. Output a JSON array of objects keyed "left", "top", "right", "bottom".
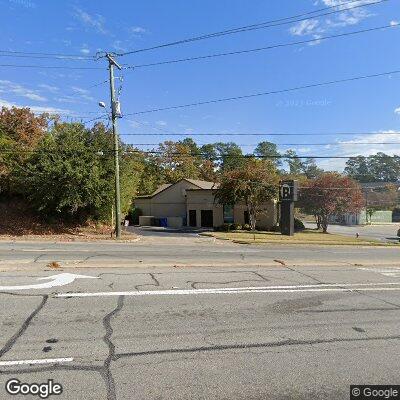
[
  {"left": 201, "top": 210, "right": 214, "bottom": 228},
  {"left": 189, "top": 210, "right": 197, "bottom": 227}
]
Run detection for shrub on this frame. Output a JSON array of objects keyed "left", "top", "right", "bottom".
[
  {"left": 294, "top": 218, "right": 305, "bottom": 231},
  {"left": 242, "top": 224, "right": 251, "bottom": 231},
  {"left": 269, "top": 225, "right": 281, "bottom": 232},
  {"left": 128, "top": 207, "right": 142, "bottom": 225},
  {"left": 215, "top": 223, "right": 233, "bottom": 232},
  {"left": 232, "top": 223, "right": 242, "bottom": 230}
]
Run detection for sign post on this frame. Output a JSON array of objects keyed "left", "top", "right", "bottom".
[{"left": 279, "top": 180, "right": 298, "bottom": 236}]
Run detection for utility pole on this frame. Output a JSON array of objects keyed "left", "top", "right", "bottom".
[{"left": 106, "top": 53, "right": 122, "bottom": 239}]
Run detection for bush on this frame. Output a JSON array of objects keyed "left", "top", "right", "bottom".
[
  {"left": 242, "top": 224, "right": 251, "bottom": 231},
  {"left": 294, "top": 218, "right": 305, "bottom": 231},
  {"left": 232, "top": 223, "right": 242, "bottom": 230},
  {"left": 128, "top": 207, "right": 142, "bottom": 225},
  {"left": 269, "top": 225, "right": 280, "bottom": 232},
  {"left": 215, "top": 223, "right": 233, "bottom": 232}
]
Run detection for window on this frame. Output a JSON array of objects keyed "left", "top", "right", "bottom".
[{"left": 223, "top": 205, "right": 234, "bottom": 224}]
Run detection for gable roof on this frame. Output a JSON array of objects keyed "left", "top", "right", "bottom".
[
  {"left": 152, "top": 183, "right": 172, "bottom": 195},
  {"left": 135, "top": 179, "right": 217, "bottom": 200},
  {"left": 184, "top": 179, "right": 218, "bottom": 189}
]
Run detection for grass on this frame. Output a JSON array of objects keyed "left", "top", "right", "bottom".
[{"left": 203, "top": 229, "right": 397, "bottom": 246}]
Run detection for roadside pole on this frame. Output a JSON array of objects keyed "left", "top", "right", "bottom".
[{"left": 106, "top": 53, "right": 123, "bottom": 239}]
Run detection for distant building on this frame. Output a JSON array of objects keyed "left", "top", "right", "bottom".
[
  {"left": 134, "top": 178, "right": 277, "bottom": 229},
  {"left": 329, "top": 182, "right": 400, "bottom": 225}
]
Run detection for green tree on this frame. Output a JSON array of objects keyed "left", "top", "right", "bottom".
[
  {"left": 284, "top": 149, "right": 304, "bottom": 175},
  {"left": 214, "top": 142, "right": 245, "bottom": 172},
  {"left": 344, "top": 156, "right": 374, "bottom": 182},
  {"left": 301, "top": 158, "right": 324, "bottom": 179},
  {"left": 20, "top": 122, "right": 143, "bottom": 222},
  {"left": 155, "top": 141, "right": 200, "bottom": 183},
  {"left": 215, "top": 159, "right": 279, "bottom": 230},
  {"left": 255, "top": 141, "right": 281, "bottom": 167}
]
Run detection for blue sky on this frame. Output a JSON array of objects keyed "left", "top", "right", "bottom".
[{"left": 0, "top": 0, "right": 399, "bottom": 170}]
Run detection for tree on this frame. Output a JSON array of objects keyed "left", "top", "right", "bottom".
[
  {"left": 344, "top": 156, "right": 374, "bottom": 182},
  {"left": 301, "top": 158, "right": 324, "bottom": 179},
  {"left": 20, "top": 122, "right": 143, "bottom": 222},
  {"left": 345, "top": 154, "right": 400, "bottom": 182},
  {"left": 215, "top": 159, "right": 279, "bottom": 230},
  {"left": 299, "top": 173, "right": 364, "bottom": 233},
  {"left": 255, "top": 141, "right": 281, "bottom": 167},
  {"left": 214, "top": 142, "right": 245, "bottom": 172},
  {"left": 155, "top": 141, "right": 200, "bottom": 183},
  {"left": 0, "top": 107, "right": 49, "bottom": 196},
  {"left": 284, "top": 149, "right": 304, "bottom": 175},
  {"left": 369, "top": 153, "right": 400, "bottom": 182}
]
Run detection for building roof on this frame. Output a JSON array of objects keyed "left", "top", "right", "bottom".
[
  {"left": 184, "top": 179, "right": 218, "bottom": 189},
  {"left": 152, "top": 183, "right": 172, "bottom": 195},
  {"left": 135, "top": 179, "right": 218, "bottom": 199}
]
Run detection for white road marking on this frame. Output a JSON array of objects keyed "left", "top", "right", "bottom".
[
  {"left": 56, "top": 282, "right": 400, "bottom": 298},
  {"left": 0, "top": 273, "right": 97, "bottom": 291},
  {"left": 359, "top": 267, "right": 400, "bottom": 278},
  {"left": 0, "top": 358, "right": 73, "bottom": 366}
]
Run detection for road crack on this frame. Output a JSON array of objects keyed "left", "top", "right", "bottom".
[
  {"left": 101, "top": 295, "right": 125, "bottom": 400},
  {"left": 0, "top": 295, "right": 48, "bottom": 359}
]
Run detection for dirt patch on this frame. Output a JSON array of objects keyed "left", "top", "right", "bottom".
[{"left": 0, "top": 198, "right": 137, "bottom": 241}]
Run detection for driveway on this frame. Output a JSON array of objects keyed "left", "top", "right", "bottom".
[
  {"left": 127, "top": 225, "right": 211, "bottom": 238},
  {"left": 305, "top": 222, "right": 400, "bottom": 243}
]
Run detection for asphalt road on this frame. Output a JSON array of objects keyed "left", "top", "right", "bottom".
[
  {"left": 305, "top": 222, "right": 400, "bottom": 243},
  {"left": 0, "top": 236, "right": 399, "bottom": 399},
  {"left": 0, "top": 234, "right": 399, "bottom": 270}
]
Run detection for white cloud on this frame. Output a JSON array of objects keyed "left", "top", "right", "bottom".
[
  {"left": 70, "top": 86, "right": 95, "bottom": 103},
  {"left": 130, "top": 26, "right": 146, "bottom": 34},
  {"left": 38, "top": 84, "right": 59, "bottom": 93},
  {"left": 318, "top": 131, "right": 400, "bottom": 171},
  {"left": 156, "top": 120, "right": 167, "bottom": 126},
  {"left": 80, "top": 47, "right": 91, "bottom": 55},
  {"left": 0, "top": 98, "right": 70, "bottom": 115},
  {"left": 290, "top": 0, "right": 374, "bottom": 42},
  {"left": 71, "top": 86, "right": 89, "bottom": 95},
  {"left": 73, "top": 7, "right": 108, "bottom": 35},
  {"left": 290, "top": 19, "right": 320, "bottom": 36},
  {"left": 390, "top": 20, "right": 399, "bottom": 26},
  {"left": 395, "top": 107, "right": 400, "bottom": 114},
  {"left": 112, "top": 40, "right": 127, "bottom": 52},
  {"left": 0, "top": 80, "right": 47, "bottom": 102}
]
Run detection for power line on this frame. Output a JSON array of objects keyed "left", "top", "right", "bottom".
[
  {"left": 0, "top": 64, "right": 104, "bottom": 70},
  {"left": 121, "top": 132, "right": 400, "bottom": 136},
  {"left": 1, "top": 148, "right": 399, "bottom": 160},
  {"left": 124, "top": 142, "right": 400, "bottom": 146},
  {"left": 0, "top": 50, "right": 95, "bottom": 60},
  {"left": 124, "top": 69, "right": 400, "bottom": 116},
  {"left": 117, "top": 0, "right": 388, "bottom": 56},
  {"left": 126, "top": 23, "right": 399, "bottom": 69}
]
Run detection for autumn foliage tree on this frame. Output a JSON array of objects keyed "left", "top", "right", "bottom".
[
  {"left": 215, "top": 159, "right": 279, "bottom": 230},
  {"left": 299, "top": 173, "right": 364, "bottom": 233},
  {"left": 0, "top": 107, "right": 48, "bottom": 195}
]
